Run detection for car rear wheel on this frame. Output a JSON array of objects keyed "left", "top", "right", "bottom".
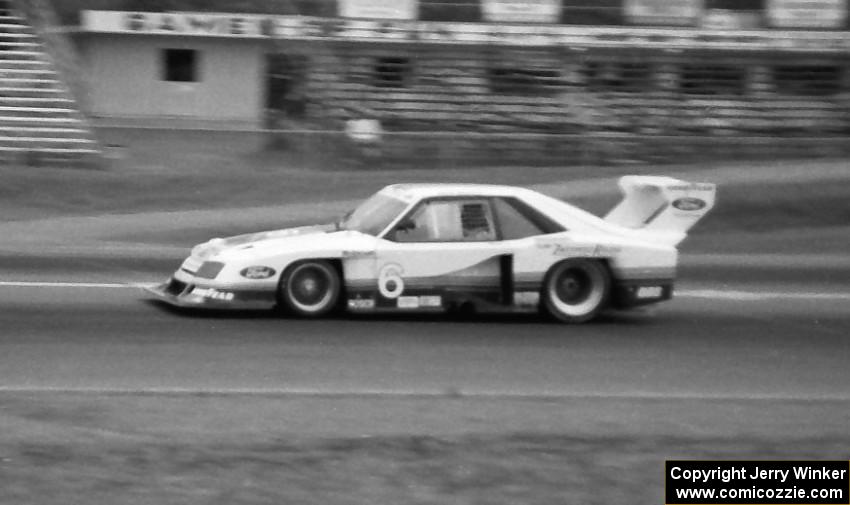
[
  {"left": 278, "top": 260, "right": 341, "bottom": 317},
  {"left": 541, "top": 259, "right": 610, "bottom": 324}
]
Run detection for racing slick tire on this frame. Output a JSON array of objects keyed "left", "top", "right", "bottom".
[
  {"left": 278, "top": 260, "right": 341, "bottom": 317},
  {"left": 541, "top": 258, "right": 610, "bottom": 324}
]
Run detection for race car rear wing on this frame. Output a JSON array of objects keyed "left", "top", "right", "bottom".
[{"left": 604, "top": 176, "right": 716, "bottom": 245}]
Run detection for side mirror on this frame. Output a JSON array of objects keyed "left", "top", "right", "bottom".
[{"left": 334, "top": 210, "right": 353, "bottom": 230}]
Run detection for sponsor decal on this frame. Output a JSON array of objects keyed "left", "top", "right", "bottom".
[
  {"left": 240, "top": 266, "right": 276, "bottom": 279},
  {"left": 347, "top": 297, "right": 376, "bottom": 310},
  {"left": 378, "top": 263, "right": 405, "bottom": 299},
  {"left": 419, "top": 295, "right": 442, "bottom": 308},
  {"left": 668, "top": 183, "right": 715, "bottom": 192},
  {"left": 191, "top": 287, "right": 235, "bottom": 301},
  {"left": 514, "top": 291, "right": 540, "bottom": 307},
  {"left": 397, "top": 296, "right": 420, "bottom": 309},
  {"left": 342, "top": 249, "right": 376, "bottom": 259},
  {"left": 671, "top": 197, "right": 707, "bottom": 212},
  {"left": 539, "top": 243, "right": 621, "bottom": 257},
  {"left": 636, "top": 286, "right": 663, "bottom": 299}
]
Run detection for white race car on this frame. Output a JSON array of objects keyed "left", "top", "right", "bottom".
[{"left": 146, "top": 176, "right": 715, "bottom": 323}]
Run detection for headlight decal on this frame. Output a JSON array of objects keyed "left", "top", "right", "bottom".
[
  {"left": 195, "top": 261, "right": 226, "bottom": 279},
  {"left": 240, "top": 266, "right": 276, "bottom": 280}
]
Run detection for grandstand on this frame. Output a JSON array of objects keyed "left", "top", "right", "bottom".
[{"left": 7, "top": 0, "right": 850, "bottom": 166}]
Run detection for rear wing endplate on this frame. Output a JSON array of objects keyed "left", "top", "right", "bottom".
[{"left": 604, "top": 176, "right": 716, "bottom": 245}]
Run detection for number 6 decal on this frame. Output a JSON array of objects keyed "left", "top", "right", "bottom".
[{"left": 378, "top": 263, "right": 404, "bottom": 299}]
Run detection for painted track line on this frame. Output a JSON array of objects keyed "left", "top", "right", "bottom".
[
  {"left": 0, "top": 281, "right": 849, "bottom": 301},
  {"left": 0, "top": 281, "right": 145, "bottom": 289},
  {"left": 0, "top": 386, "right": 849, "bottom": 402},
  {"left": 678, "top": 289, "right": 850, "bottom": 301}
]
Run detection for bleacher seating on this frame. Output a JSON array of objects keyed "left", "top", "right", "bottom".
[
  {"left": 291, "top": 40, "right": 848, "bottom": 164},
  {"left": 0, "top": 0, "right": 98, "bottom": 165},
  {"left": 29, "top": 0, "right": 850, "bottom": 166}
]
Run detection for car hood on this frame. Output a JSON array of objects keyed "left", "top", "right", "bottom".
[{"left": 191, "top": 224, "right": 375, "bottom": 261}]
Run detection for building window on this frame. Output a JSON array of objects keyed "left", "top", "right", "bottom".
[
  {"left": 773, "top": 65, "right": 843, "bottom": 96},
  {"left": 680, "top": 64, "right": 745, "bottom": 95},
  {"left": 583, "top": 62, "right": 651, "bottom": 92},
  {"left": 489, "top": 68, "right": 562, "bottom": 96},
  {"left": 419, "top": 0, "right": 481, "bottom": 22},
  {"left": 162, "top": 49, "right": 199, "bottom": 82}
]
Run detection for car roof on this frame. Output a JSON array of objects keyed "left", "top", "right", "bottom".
[{"left": 382, "top": 183, "right": 532, "bottom": 201}]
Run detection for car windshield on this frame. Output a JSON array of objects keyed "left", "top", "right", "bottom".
[{"left": 338, "top": 192, "right": 409, "bottom": 236}]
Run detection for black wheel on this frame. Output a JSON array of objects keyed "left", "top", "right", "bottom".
[
  {"left": 278, "top": 260, "right": 341, "bottom": 317},
  {"left": 541, "top": 259, "right": 610, "bottom": 323}
]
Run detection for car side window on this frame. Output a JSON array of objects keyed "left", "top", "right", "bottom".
[
  {"left": 492, "top": 197, "right": 565, "bottom": 239},
  {"left": 392, "top": 199, "right": 497, "bottom": 242},
  {"left": 459, "top": 201, "right": 497, "bottom": 240}
]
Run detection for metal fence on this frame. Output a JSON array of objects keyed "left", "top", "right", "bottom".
[{"left": 262, "top": 129, "right": 850, "bottom": 168}]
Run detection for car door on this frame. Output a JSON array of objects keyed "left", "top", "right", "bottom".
[
  {"left": 372, "top": 197, "right": 511, "bottom": 310},
  {"left": 486, "top": 196, "right": 570, "bottom": 308}
]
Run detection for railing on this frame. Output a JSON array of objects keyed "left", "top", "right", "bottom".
[{"left": 257, "top": 129, "right": 850, "bottom": 168}]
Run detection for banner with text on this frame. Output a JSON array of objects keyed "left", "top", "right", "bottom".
[
  {"left": 339, "top": 0, "right": 417, "bottom": 20},
  {"left": 82, "top": 10, "right": 273, "bottom": 37},
  {"left": 81, "top": 11, "right": 850, "bottom": 53},
  {"left": 625, "top": 0, "right": 703, "bottom": 25},
  {"left": 482, "top": 0, "right": 562, "bottom": 23},
  {"left": 766, "top": 0, "right": 849, "bottom": 28},
  {"left": 701, "top": 9, "right": 763, "bottom": 29}
]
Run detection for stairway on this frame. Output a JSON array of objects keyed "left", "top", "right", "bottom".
[{"left": 0, "top": 0, "right": 99, "bottom": 165}]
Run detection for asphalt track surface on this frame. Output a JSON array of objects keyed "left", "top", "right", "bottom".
[
  {"left": 2, "top": 162, "right": 849, "bottom": 438},
  {"left": 1, "top": 261, "right": 848, "bottom": 402}
]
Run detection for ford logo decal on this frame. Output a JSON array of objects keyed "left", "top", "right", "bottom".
[
  {"left": 240, "top": 266, "right": 276, "bottom": 279},
  {"left": 672, "top": 197, "right": 707, "bottom": 211}
]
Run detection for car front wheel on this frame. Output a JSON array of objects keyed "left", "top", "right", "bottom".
[
  {"left": 278, "top": 260, "right": 341, "bottom": 317},
  {"left": 541, "top": 259, "right": 610, "bottom": 323}
]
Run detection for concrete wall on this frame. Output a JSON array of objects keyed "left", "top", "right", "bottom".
[{"left": 80, "top": 34, "right": 266, "bottom": 125}]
